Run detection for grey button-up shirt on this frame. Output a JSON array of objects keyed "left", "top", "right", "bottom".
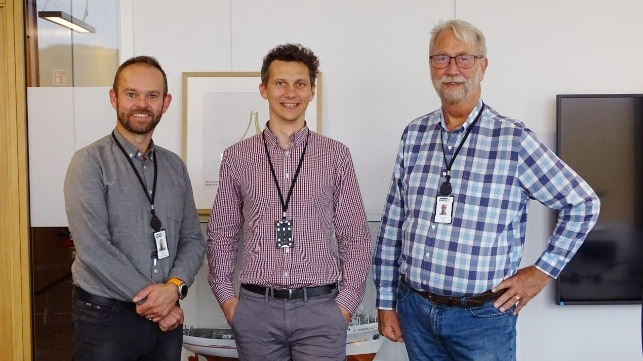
[{"left": 64, "top": 129, "right": 205, "bottom": 301}]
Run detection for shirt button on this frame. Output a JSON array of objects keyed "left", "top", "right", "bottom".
[
  {"left": 448, "top": 146, "right": 453, "bottom": 150},
  {"left": 148, "top": 190, "right": 152, "bottom": 194},
  {"left": 284, "top": 271, "right": 289, "bottom": 277},
  {"left": 153, "top": 269, "right": 158, "bottom": 274},
  {"left": 431, "top": 225, "right": 436, "bottom": 230},
  {"left": 285, "top": 173, "right": 290, "bottom": 179},
  {"left": 425, "top": 252, "right": 430, "bottom": 258}
]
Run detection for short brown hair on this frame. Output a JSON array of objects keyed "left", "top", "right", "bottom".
[
  {"left": 113, "top": 55, "right": 168, "bottom": 95},
  {"left": 260, "top": 44, "right": 319, "bottom": 87}
]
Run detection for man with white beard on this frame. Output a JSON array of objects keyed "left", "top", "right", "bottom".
[{"left": 373, "top": 19, "right": 600, "bottom": 361}]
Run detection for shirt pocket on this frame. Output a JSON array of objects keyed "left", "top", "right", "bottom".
[{"left": 154, "top": 184, "right": 186, "bottom": 253}]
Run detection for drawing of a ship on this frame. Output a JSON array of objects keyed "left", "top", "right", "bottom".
[{"left": 182, "top": 311, "right": 383, "bottom": 358}]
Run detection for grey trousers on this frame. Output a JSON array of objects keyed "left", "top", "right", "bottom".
[{"left": 231, "top": 286, "right": 347, "bottom": 361}]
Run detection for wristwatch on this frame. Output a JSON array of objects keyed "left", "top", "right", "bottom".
[{"left": 166, "top": 278, "right": 188, "bottom": 300}]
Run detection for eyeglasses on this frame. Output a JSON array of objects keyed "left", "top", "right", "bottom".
[{"left": 429, "top": 54, "right": 483, "bottom": 69}]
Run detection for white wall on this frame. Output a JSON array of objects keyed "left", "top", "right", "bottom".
[{"left": 28, "top": 0, "right": 642, "bottom": 360}]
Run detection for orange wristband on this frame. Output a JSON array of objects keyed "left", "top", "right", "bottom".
[{"left": 166, "top": 278, "right": 184, "bottom": 287}]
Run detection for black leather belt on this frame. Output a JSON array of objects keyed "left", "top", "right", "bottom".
[
  {"left": 73, "top": 286, "right": 137, "bottom": 311},
  {"left": 241, "top": 283, "right": 336, "bottom": 300},
  {"left": 402, "top": 278, "right": 504, "bottom": 308}
]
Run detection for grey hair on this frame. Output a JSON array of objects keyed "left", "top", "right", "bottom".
[{"left": 430, "top": 19, "right": 487, "bottom": 57}]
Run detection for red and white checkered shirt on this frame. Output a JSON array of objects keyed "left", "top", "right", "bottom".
[{"left": 207, "top": 125, "right": 372, "bottom": 314}]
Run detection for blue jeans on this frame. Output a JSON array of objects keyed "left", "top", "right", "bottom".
[{"left": 397, "top": 281, "right": 517, "bottom": 361}]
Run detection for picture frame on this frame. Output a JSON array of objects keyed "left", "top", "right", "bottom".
[{"left": 181, "top": 71, "right": 323, "bottom": 217}]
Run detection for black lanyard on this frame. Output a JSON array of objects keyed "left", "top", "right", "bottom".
[
  {"left": 439, "top": 104, "right": 485, "bottom": 195},
  {"left": 111, "top": 131, "right": 162, "bottom": 231},
  {"left": 262, "top": 129, "right": 310, "bottom": 219}
]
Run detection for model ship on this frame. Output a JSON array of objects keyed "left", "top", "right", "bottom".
[{"left": 182, "top": 311, "right": 383, "bottom": 358}]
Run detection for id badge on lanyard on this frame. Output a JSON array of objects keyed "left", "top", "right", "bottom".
[
  {"left": 275, "top": 219, "right": 293, "bottom": 248},
  {"left": 434, "top": 196, "right": 454, "bottom": 224},
  {"left": 154, "top": 230, "right": 169, "bottom": 259}
]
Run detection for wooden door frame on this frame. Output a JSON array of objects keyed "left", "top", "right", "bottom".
[{"left": 0, "top": 0, "right": 32, "bottom": 360}]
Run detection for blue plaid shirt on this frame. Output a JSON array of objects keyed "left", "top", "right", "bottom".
[{"left": 373, "top": 100, "right": 600, "bottom": 309}]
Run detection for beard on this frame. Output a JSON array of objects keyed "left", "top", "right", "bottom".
[
  {"left": 432, "top": 70, "right": 482, "bottom": 105},
  {"left": 117, "top": 109, "right": 161, "bottom": 135}
]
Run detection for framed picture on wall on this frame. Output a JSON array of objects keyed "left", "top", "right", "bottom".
[{"left": 182, "top": 71, "right": 323, "bottom": 217}]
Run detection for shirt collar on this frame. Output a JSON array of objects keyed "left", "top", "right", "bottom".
[
  {"left": 263, "top": 122, "right": 310, "bottom": 149},
  {"left": 439, "top": 99, "right": 485, "bottom": 133},
  {"left": 112, "top": 128, "right": 156, "bottom": 160}
]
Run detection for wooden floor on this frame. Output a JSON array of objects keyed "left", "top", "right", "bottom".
[{"left": 348, "top": 355, "right": 376, "bottom": 361}]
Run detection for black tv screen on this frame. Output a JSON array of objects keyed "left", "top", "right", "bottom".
[{"left": 556, "top": 94, "right": 643, "bottom": 305}]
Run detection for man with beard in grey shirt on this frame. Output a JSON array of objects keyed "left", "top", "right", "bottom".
[{"left": 64, "top": 56, "right": 205, "bottom": 361}]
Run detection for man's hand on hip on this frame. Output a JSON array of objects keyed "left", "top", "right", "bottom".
[{"left": 492, "top": 265, "right": 551, "bottom": 315}]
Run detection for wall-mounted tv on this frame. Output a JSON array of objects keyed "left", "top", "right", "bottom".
[{"left": 556, "top": 94, "right": 643, "bottom": 305}]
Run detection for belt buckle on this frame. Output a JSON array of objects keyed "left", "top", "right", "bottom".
[{"left": 288, "top": 289, "right": 293, "bottom": 299}]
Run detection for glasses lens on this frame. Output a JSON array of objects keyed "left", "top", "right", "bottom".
[
  {"left": 430, "top": 55, "right": 449, "bottom": 68},
  {"left": 455, "top": 55, "right": 475, "bottom": 68}
]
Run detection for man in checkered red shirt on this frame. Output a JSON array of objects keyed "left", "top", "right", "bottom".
[{"left": 207, "top": 43, "right": 372, "bottom": 361}]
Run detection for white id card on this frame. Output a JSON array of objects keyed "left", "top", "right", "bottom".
[
  {"left": 154, "top": 230, "right": 169, "bottom": 259},
  {"left": 434, "top": 196, "right": 454, "bottom": 224}
]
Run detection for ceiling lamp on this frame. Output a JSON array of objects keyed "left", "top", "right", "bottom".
[{"left": 38, "top": 10, "right": 95, "bottom": 33}]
